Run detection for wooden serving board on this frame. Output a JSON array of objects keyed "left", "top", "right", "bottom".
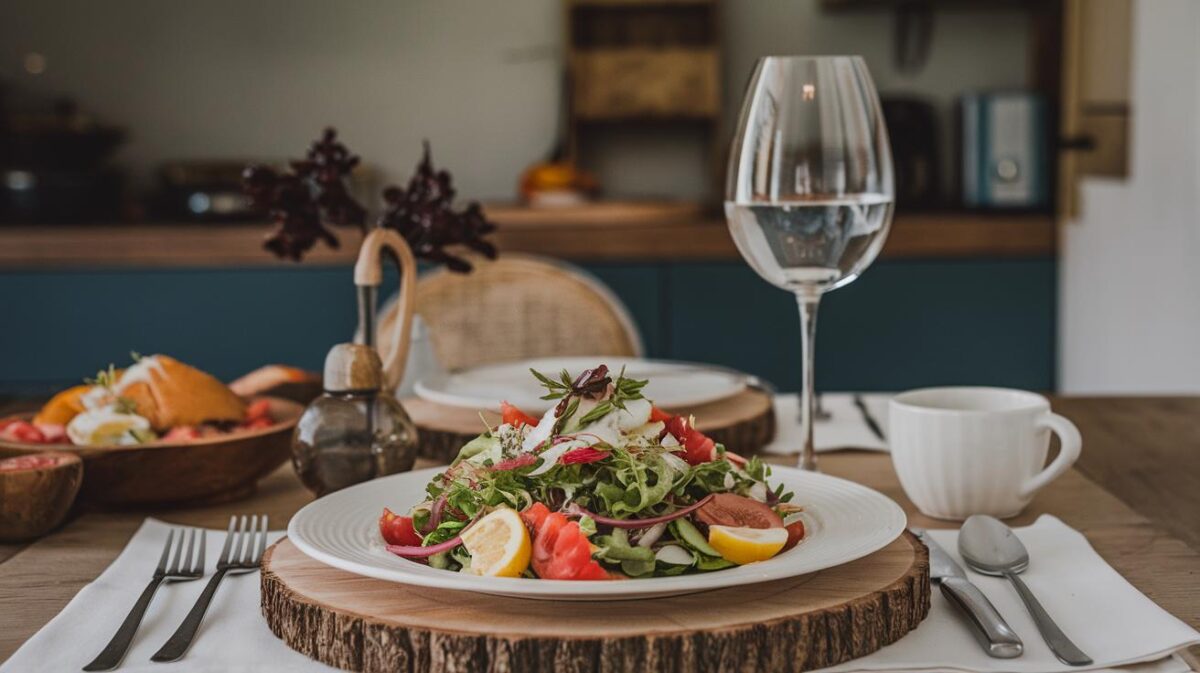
[
  {"left": 403, "top": 388, "right": 776, "bottom": 463},
  {"left": 261, "top": 532, "right": 929, "bottom": 673}
]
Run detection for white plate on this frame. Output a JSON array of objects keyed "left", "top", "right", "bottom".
[
  {"left": 288, "top": 466, "right": 907, "bottom": 601},
  {"left": 415, "top": 357, "right": 748, "bottom": 412}
]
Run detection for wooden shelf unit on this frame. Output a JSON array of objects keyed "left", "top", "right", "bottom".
[{"left": 0, "top": 204, "right": 1055, "bottom": 269}]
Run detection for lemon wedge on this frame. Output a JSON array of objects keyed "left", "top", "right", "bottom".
[
  {"left": 707, "top": 525, "right": 788, "bottom": 565},
  {"left": 459, "top": 507, "right": 531, "bottom": 577}
]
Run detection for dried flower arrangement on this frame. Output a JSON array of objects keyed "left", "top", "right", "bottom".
[{"left": 242, "top": 128, "right": 497, "bottom": 271}]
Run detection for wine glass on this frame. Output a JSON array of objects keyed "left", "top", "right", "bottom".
[{"left": 725, "top": 56, "right": 894, "bottom": 471}]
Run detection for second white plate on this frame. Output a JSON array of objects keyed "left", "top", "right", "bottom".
[{"left": 415, "top": 357, "right": 748, "bottom": 412}]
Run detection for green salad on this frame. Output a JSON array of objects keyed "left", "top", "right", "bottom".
[{"left": 378, "top": 364, "right": 805, "bottom": 580}]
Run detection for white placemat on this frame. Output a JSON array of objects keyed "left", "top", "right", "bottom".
[
  {"left": 820, "top": 515, "right": 1200, "bottom": 672},
  {"left": 764, "top": 393, "right": 891, "bottom": 455},
  {"left": 3, "top": 517, "right": 1196, "bottom": 673},
  {"left": 0, "top": 519, "right": 336, "bottom": 673}
]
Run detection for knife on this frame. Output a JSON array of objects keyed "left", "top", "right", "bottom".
[
  {"left": 853, "top": 394, "right": 887, "bottom": 443},
  {"left": 912, "top": 528, "right": 1024, "bottom": 658}
]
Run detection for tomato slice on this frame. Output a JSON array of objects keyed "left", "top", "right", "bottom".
[
  {"left": 379, "top": 508, "right": 424, "bottom": 546},
  {"left": 500, "top": 402, "right": 540, "bottom": 428},
  {"left": 664, "top": 416, "right": 718, "bottom": 465},
  {"left": 520, "top": 502, "right": 552, "bottom": 530},
  {"left": 649, "top": 406, "right": 673, "bottom": 423},
  {"left": 522, "top": 503, "right": 609, "bottom": 580},
  {"left": 694, "top": 493, "right": 784, "bottom": 529},
  {"left": 559, "top": 447, "right": 608, "bottom": 465}
]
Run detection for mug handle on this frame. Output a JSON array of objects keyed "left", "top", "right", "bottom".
[{"left": 1019, "top": 412, "right": 1082, "bottom": 498}]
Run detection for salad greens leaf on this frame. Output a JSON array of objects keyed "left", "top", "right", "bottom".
[{"left": 594, "top": 528, "right": 656, "bottom": 577}]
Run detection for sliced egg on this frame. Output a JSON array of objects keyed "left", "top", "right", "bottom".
[{"left": 67, "top": 408, "right": 154, "bottom": 446}]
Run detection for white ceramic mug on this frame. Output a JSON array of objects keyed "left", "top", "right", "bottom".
[{"left": 888, "top": 387, "right": 1082, "bottom": 520}]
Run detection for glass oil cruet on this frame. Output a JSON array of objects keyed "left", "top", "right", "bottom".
[{"left": 292, "top": 229, "right": 420, "bottom": 496}]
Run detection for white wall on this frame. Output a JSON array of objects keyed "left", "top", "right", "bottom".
[
  {"left": 0, "top": 0, "right": 1030, "bottom": 201},
  {"left": 1059, "top": 0, "right": 1200, "bottom": 393}
]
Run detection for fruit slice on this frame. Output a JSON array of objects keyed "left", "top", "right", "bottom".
[
  {"left": 707, "top": 525, "right": 789, "bottom": 565},
  {"left": 460, "top": 507, "right": 531, "bottom": 577},
  {"left": 33, "top": 385, "right": 90, "bottom": 426}
]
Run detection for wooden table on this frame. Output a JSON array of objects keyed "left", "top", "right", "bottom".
[{"left": 1, "top": 397, "right": 1198, "bottom": 668}]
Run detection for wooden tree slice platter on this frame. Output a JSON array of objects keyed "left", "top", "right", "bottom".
[
  {"left": 403, "top": 388, "right": 776, "bottom": 462},
  {"left": 261, "top": 532, "right": 929, "bottom": 673}
]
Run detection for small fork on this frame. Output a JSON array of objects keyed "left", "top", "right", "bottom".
[
  {"left": 83, "top": 528, "right": 205, "bottom": 671},
  {"left": 150, "top": 515, "right": 268, "bottom": 663}
]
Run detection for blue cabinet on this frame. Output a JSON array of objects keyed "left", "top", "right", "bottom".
[
  {"left": 643, "top": 259, "right": 1055, "bottom": 392},
  {"left": 0, "top": 258, "right": 1055, "bottom": 394}
]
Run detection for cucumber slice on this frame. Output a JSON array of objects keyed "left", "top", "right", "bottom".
[
  {"left": 696, "top": 555, "right": 737, "bottom": 571},
  {"left": 670, "top": 519, "right": 721, "bottom": 557}
]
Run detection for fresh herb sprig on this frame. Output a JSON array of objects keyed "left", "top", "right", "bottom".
[
  {"left": 575, "top": 367, "right": 648, "bottom": 426},
  {"left": 532, "top": 364, "right": 648, "bottom": 428},
  {"left": 86, "top": 363, "right": 120, "bottom": 389}
]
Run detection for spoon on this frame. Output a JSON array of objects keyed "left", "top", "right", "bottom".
[{"left": 958, "top": 515, "right": 1093, "bottom": 666}]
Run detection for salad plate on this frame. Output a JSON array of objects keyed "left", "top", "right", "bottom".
[
  {"left": 414, "top": 356, "right": 747, "bottom": 412},
  {"left": 288, "top": 465, "right": 905, "bottom": 600},
  {"left": 292, "top": 363, "right": 905, "bottom": 600}
]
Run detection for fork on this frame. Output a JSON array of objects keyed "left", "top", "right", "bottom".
[
  {"left": 83, "top": 528, "right": 205, "bottom": 671},
  {"left": 150, "top": 515, "right": 268, "bottom": 663}
]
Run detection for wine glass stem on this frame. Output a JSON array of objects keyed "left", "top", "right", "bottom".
[{"left": 797, "top": 292, "right": 821, "bottom": 471}]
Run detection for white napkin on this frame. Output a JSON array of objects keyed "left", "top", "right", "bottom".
[
  {"left": 0, "top": 519, "right": 337, "bottom": 673},
  {"left": 820, "top": 515, "right": 1200, "bottom": 672},
  {"left": 4, "top": 518, "right": 1197, "bottom": 673},
  {"left": 763, "top": 393, "right": 891, "bottom": 454}
]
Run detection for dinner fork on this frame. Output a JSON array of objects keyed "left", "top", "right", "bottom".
[
  {"left": 83, "top": 528, "right": 205, "bottom": 671},
  {"left": 150, "top": 515, "right": 268, "bottom": 663}
]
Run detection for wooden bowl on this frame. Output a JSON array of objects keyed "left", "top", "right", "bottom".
[
  {"left": 0, "top": 451, "right": 83, "bottom": 541},
  {"left": 0, "top": 397, "right": 303, "bottom": 506}
]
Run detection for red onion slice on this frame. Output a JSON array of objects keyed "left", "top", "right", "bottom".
[
  {"left": 386, "top": 535, "right": 462, "bottom": 558},
  {"left": 422, "top": 494, "right": 448, "bottom": 534},
  {"left": 565, "top": 494, "right": 714, "bottom": 529}
]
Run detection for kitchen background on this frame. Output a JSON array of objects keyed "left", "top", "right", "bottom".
[{"left": 2, "top": 0, "right": 1193, "bottom": 397}]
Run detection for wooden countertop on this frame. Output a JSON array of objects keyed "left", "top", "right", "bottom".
[
  {"left": 0, "top": 396, "right": 1196, "bottom": 665},
  {"left": 0, "top": 202, "right": 1056, "bottom": 269}
]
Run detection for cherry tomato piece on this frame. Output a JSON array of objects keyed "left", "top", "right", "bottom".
[
  {"left": 649, "top": 406, "right": 673, "bottom": 423},
  {"left": 784, "top": 518, "right": 806, "bottom": 550},
  {"left": 663, "top": 415, "right": 718, "bottom": 465},
  {"left": 379, "top": 508, "right": 424, "bottom": 546},
  {"left": 500, "top": 402, "right": 540, "bottom": 428}
]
